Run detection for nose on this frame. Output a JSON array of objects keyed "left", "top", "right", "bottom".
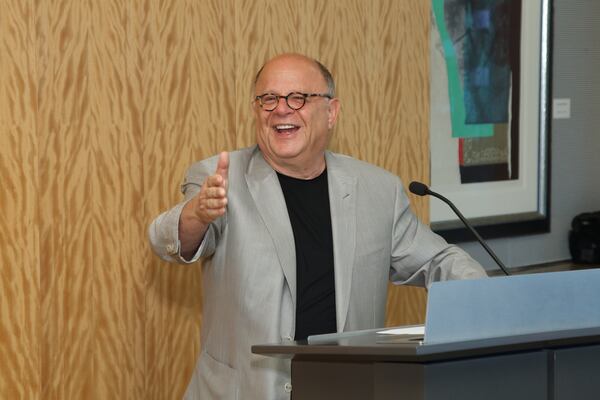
[{"left": 272, "top": 96, "right": 295, "bottom": 114}]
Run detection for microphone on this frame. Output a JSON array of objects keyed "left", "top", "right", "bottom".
[{"left": 409, "top": 181, "right": 510, "bottom": 276}]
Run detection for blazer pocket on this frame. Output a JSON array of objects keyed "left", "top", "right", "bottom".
[{"left": 188, "top": 350, "right": 239, "bottom": 400}]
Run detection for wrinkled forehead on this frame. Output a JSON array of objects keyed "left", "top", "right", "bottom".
[{"left": 254, "top": 57, "right": 328, "bottom": 94}]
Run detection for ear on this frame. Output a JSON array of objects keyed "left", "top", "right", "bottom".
[{"left": 327, "top": 98, "right": 341, "bottom": 129}]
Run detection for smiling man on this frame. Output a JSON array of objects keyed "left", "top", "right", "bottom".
[
  {"left": 148, "top": 53, "right": 487, "bottom": 400},
  {"left": 253, "top": 54, "right": 339, "bottom": 179}
]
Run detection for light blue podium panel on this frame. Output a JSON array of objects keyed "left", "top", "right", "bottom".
[{"left": 425, "top": 269, "right": 600, "bottom": 344}]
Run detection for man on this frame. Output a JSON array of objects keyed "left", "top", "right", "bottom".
[{"left": 148, "top": 53, "right": 487, "bottom": 400}]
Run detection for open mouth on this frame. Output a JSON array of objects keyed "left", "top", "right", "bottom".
[{"left": 273, "top": 124, "right": 300, "bottom": 135}]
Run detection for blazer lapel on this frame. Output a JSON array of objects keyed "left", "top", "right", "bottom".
[
  {"left": 245, "top": 148, "right": 357, "bottom": 332},
  {"left": 245, "top": 148, "right": 297, "bottom": 308},
  {"left": 326, "top": 152, "right": 357, "bottom": 332}
]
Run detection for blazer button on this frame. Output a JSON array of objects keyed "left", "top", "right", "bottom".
[{"left": 284, "top": 382, "right": 292, "bottom": 393}]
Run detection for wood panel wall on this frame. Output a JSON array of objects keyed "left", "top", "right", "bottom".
[{"left": 0, "top": 0, "right": 430, "bottom": 398}]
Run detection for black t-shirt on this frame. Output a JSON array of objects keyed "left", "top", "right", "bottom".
[{"left": 277, "top": 170, "right": 337, "bottom": 341}]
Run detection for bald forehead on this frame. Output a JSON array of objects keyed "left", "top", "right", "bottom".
[
  {"left": 254, "top": 54, "right": 332, "bottom": 94},
  {"left": 255, "top": 55, "right": 322, "bottom": 83},
  {"left": 267, "top": 53, "right": 317, "bottom": 68}
]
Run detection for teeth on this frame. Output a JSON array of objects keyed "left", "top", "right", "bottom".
[{"left": 275, "top": 124, "right": 296, "bottom": 130}]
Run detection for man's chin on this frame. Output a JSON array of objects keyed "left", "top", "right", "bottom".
[
  {"left": 260, "top": 147, "right": 303, "bottom": 166},
  {"left": 263, "top": 142, "right": 304, "bottom": 159}
]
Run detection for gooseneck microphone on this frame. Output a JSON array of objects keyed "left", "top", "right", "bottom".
[{"left": 409, "top": 181, "right": 510, "bottom": 276}]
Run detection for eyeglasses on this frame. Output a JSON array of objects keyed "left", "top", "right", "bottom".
[{"left": 254, "top": 92, "right": 333, "bottom": 111}]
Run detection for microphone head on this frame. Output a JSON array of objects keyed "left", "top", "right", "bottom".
[{"left": 409, "top": 181, "right": 429, "bottom": 196}]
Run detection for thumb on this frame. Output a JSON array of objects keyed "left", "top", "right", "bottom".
[{"left": 215, "top": 151, "right": 229, "bottom": 183}]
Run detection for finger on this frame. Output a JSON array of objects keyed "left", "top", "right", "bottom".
[
  {"left": 215, "top": 151, "right": 229, "bottom": 189},
  {"left": 204, "top": 186, "right": 226, "bottom": 199},
  {"left": 215, "top": 151, "right": 229, "bottom": 181},
  {"left": 205, "top": 174, "right": 225, "bottom": 188},
  {"left": 191, "top": 191, "right": 226, "bottom": 223},
  {"left": 203, "top": 197, "right": 228, "bottom": 209},
  {"left": 203, "top": 207, "right": 226, "bottom": 220}
]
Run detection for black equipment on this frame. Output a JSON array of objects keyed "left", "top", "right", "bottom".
[{"left": 569, "top": 211, "right": 600, "bottom": 263}]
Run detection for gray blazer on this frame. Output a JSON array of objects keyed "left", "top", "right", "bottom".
[{"left": 148, "top": 145, "right": 487, "bottom": 400}]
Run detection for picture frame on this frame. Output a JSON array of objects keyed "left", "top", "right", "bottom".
[{"left": 429, "top": 0, "right": 552, "bottom": 243}]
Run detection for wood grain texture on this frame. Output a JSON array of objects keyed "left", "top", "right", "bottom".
[
  {"left": 141, "top": 2, "right": 201, "bottom": 398},
  {"left": 1, "top": 0, "right": 430, "bottom": 398},
  {"left": 88, "top": 1, "right": 145, "bottom": 398},
  {"left": 0, "top": 0, "right": 40, "bottom": 398},
  {"left": 37, "top": 0, "right": 94, "bottom": 398}
]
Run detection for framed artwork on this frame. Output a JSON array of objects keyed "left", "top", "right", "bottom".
[{"left": 429, "top": 0, "right": 552, "bottom": 242}]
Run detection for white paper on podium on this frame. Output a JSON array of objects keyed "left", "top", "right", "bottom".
[{"left": 377, "top": 325, "right": 425, "bottom": 335}]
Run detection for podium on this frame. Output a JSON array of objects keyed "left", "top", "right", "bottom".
[{"left": 252, "top": 269, "right": 600, "bottom": 400}]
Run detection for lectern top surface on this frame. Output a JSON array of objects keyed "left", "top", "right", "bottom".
[{"left": 252, "top": 326, "right": 600, "bottom": 363}]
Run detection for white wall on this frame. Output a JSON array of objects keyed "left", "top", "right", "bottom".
[{"left": 460, "top": 0, "right": 600, "bottom": 270}]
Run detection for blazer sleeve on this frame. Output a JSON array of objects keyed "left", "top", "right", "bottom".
[
  {"left": 147, "top": 156, "right": 225, "bottom": 264},
  {"left": 388, "top": 179, "right": 488, "bottom": 288}
]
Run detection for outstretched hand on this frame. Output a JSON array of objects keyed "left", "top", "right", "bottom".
[{"left": 192, "top": 151, "right": 229, "bottom": 224}]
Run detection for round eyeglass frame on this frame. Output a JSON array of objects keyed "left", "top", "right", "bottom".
[{"left": 255, "top": 92, "right": 332, "bottom": 111}]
